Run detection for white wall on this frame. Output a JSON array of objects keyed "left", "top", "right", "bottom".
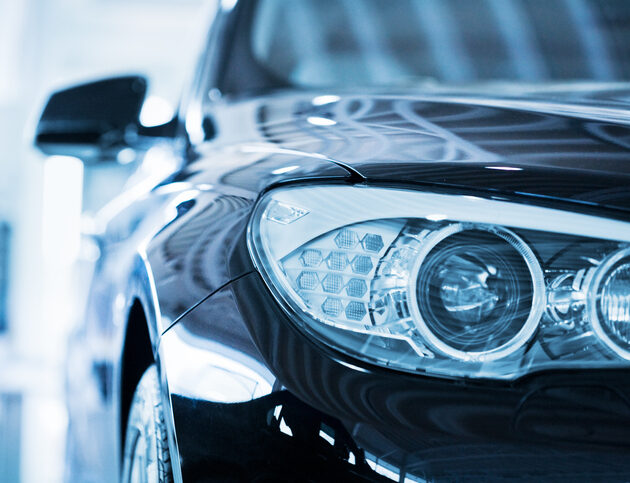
[{"left": 0, "top": 0, "right": 212, "bottom": 481}]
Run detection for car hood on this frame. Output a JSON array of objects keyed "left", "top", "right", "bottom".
[{"left": 208, "top": 83, "right": 630, "bottom": 213}]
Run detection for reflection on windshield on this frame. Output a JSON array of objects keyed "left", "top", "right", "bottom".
[{"left": 251, "top": 0, "right": 630, "bottom": 88}]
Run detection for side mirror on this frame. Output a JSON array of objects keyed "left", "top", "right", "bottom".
[{"left": 34, "top": 75, "right": 148, "bottom": 163}]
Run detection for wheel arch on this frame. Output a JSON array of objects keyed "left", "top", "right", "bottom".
[
  {"left": 115, "top": 251, "right": 188, "bottom": 483},
  {"left": 117, "top": 253, "right": 165, "bottom": 458},
  {"left": 120, "top": 297, "right": 154, "bottom": 453}
]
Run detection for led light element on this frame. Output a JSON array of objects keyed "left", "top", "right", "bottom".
[
  {"left": 297, "top": 271, "right": 319, "bottom": 290},
  {"left": 335, "top": 229, "right": 359, "bottom": 249},
  {"left": 322, "top": 297, "right": 343, "bottom": 317},
  {"left": 346, "top": 301, "right": 367, "bottom": 321},
  {"left": 300, "top": 249, "right": 323, "bottom": 267},
  {"left": 326, "top": 252, "right": 348, "bottom": 271},
  {"left": 322, "top": 274, "right": 343, "bottom": 293},
  {"left": 346, "top": 278, "right": 367, "bottom": 297},
  {"left": 351, "top": 255, "right": 373, "bottom": 275},
  {"left": 362, "top": 234, "right": 384, "bottom": 252}
]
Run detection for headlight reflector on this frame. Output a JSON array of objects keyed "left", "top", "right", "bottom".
[{"left": 248, "top": 185, "right": 630, "bottom": 379}]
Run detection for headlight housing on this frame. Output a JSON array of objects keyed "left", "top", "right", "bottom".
[{"left": 248, "top": 184, "right": 630, "bottom": 380}]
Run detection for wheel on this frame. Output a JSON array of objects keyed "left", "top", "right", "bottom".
[{"left": 122, "top": 365, "right": 173, "bottom": 483}]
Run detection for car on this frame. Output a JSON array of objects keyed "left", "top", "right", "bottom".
[{"left": 34, "top": 0, "right": 630, "bottom": 481}]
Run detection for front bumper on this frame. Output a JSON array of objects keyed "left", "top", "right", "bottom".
[
  {"left": 170, "top": 391, "right": 393, "bottom": 482},
  {"left": 159, "top": 271, "right": 630, "bottom": 482}
]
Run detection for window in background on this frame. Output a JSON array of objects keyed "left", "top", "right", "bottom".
[
  {"left": 0, "top": 223, "right": 9, "bottom": 334},
  {"left": 0, "top": 393, "right": 21, "bottom": 482}
]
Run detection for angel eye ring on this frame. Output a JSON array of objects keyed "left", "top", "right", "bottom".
[
  {"left": 589, "top": 247, "right": 630, "bottom": 360},
  {"left": 407, "top": 223, "right": 545, "bottom": 362}
]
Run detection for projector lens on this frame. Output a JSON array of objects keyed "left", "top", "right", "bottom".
[
  {"left": 411, "top": 225, "right": 544, "bottom": 361},
  {"left": 590, "top": 248, "right": 630, "bottom": 359}
]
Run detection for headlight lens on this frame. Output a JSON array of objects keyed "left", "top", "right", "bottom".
[
  {"left": 409, "top": 224, "right": 544, "bottom": 361},
  {"left": 248, "top": 185, "right": 630, "bottom": 379}
]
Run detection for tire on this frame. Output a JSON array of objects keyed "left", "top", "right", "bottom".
[{"left": 122, "top": 365, "right": 173, "bottom": 483}]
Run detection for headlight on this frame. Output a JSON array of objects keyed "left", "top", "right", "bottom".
[{"left": 248, "top": 184, "right": 630, "bottom": 379}]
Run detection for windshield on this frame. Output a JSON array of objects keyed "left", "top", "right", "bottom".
[{"left": 218, "top": 0, "right": 630, "bottom": 95}]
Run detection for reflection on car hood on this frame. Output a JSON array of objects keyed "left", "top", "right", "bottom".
[{"left": 210, "top": 84, "right": 630, "bottom": 213}]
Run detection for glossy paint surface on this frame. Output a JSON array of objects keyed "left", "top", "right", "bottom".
[
  {"left": 66, "top": 3, "right": 630, "bottom": 481},
  {"left": 71, "top": 82, "right": 630, "bottom": 481},
  {"left": 204, "top": 87, "right": 630, "bottom": 213},
  {"left": 161, "top": 270, "right": 630, "bottom": 480},
  {"left": 153, "top": 83, "right": 630, "bottom": 479}
]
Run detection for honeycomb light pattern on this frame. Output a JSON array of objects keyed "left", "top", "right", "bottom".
[
  {"left": 334, "top": 229, "right": 359, "bottom": 249},
  {"left": 322, "top": 274, "right": 344, "bottom": 293},
  {"left": 297, "top": 271, "right": 319, "bottom": 290},
  {"left": 283, "top": 226, "right": 392, "bottom": 325},
  {"left": 346, "top": 301, "right": 367, "bottom": 321},
  {"left": 322, "top": 297, "right": 344, "bottom": 317},
  {"left": 300, "top": 249, "right": 323, "bottom": 267},
  {"left": 351, "top": 255, "right": 373, "bottom": 274},
  {"left": 326, "top": 251, "right": 348, "bottom": 271},
  {"left": 362, "top": 233, "right": 384, "bottom": 252},
  {"left": 346, "top": 278, "right": 367, "bottom": 297}
]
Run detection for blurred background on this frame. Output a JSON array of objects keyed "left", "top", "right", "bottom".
[{"left": 0, "top": 0, "right": 211, "bottom": 480}]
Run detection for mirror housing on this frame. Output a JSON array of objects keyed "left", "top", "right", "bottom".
[{"left": 34, "top": 75, "right": 148, "bottom": 163}]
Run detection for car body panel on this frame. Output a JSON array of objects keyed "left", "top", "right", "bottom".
[
  {"left": 160, "top": 268, "right": 630, "bottom": 481},
  {"left": 62, "top": 0, "right": 630, "bottom": 480},
  {"left": 64, "top": 143, "right": 352, "bottom": 481},
  {"left": 69, "top": 85, "right": 630, "bottom": 480},
  {"left": 204, "top": 88, "right": 630, "bottom": 214},
  {"left": 147, "top": 84, "right": 630, "bottom": 480},
  {"left": 145, "top": 149, "right": 352, "bottom": 333}
]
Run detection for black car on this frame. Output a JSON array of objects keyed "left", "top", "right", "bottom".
[{"left": 34, "top": 0, "right": 630, "bottom": 481}]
